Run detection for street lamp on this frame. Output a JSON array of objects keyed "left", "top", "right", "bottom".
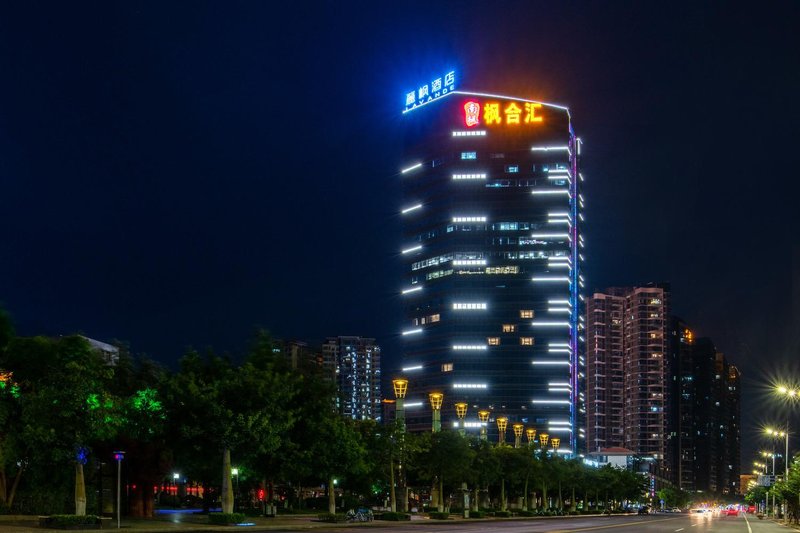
[
  {"left": 551, "top": 437, "right": 561, "bottom": 452},
  {"left": 429, "top": 392, "right": 443, "bottom": 432},
  {"left": 526, "top": 428, "right": 537, "bottom": 446},
  {"left": 539, "top": 433, "right": 549, "bottom": 448},
  {"left": 478, "top": 410, "right": 490, "bottom": 441},
  {"left": 231, "top": 468, "right": 240, "bottom": 511},
  {"left": 393, "top": 379, "right": 408, "bottom": 427},
  {"left": 455, "top": 402, "right": 468, "bottom": 435},
  {"left": 513, "top": 423, "right": 524, "bottom": 448},
  {"left": 496, "top": 416, "right": 508, "bottom": 445},
  {"left": 113, "top": 451, "right": 125, "bottom": 529}
]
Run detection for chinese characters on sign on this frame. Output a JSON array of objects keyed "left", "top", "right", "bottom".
[
  {"left": 462, "top": 100, "right": 543, "bottom": 127},
  {"left": 404, "top": 71, "right": 456, "bottom": 112}
]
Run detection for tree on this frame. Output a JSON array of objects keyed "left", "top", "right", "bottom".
[
  {"left": 414, "top": 431, "right": 474, "bottom": 512},
  {"left": 167, "top": 348, "right": 296, "bottom": 514},
  {"left": 467, "top": 439, "right": 499, "bottom": 511},
  {"left": 4, "top": 335, "right": 119, "bottom": 515}
]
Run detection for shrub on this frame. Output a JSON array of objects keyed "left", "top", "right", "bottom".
[
  {"left": 316, "top": 513, "right": 346, "bottom": 523},
  {"left": 468, "top": 511, "right": 486, "bottom": 518},
  {"left": 428, "top": 511, "right": 450, "bottom": 520},
  {"left": 377, "top": 512, "right": 410, "bottom": 521},
  {"left": 494, "top": 510, "right": 512, "bottom": 517},
  {"left": 208, "top": 513, "right": 246, "bottom": 525},
  {"left": 40, "top": 515, "right": 101, "bottom": 529},
  {"left": 516, "top": 510, "right": 535, "bottom": 517}
]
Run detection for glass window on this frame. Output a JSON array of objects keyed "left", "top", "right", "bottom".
[
  {"left": 442, "top": 363, "right": 453, "bottom": 372},
  {"left": 505, "top": 165, "right": 519, "bottom": 173},
  {"left": 461, "top": 151, "right": 477, "bottom": 160},
  {"left": 487, "top": 337, "right": 501, "bottom": 346},
  {"left": 502, "top": 324, "right": 516, "bottom": 333},
  {"left": 520, "top": 310, "right": 534, "bottom": 318},
  {"left": 520, "top": 337, "right": 534, "bottom": 346}
]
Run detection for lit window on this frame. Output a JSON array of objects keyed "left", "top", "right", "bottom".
[
  {"left": 505, "top": 165, "right": 519, "bottom": 173},
  {"left": 461, "top": 151, "right": 477, "bottom": 160},
  {"left": 520, "top": 337, "right": 534, "bottom": 346},
  {"left": 487, "top": 337, "right": 500, "bottom": 346},
  {"left": 453, "top": 302, "right": 487, "bottom": 310},
  {"left": 442, "top": 363, "right": 453, "bottom": 372},
  {"left": 486, "top": 266, "right": 518, "bottom": 274},
  {"left": 520, "top": 310, "right": 534, "bottom": 318},
  {"left": 502, "top": 324, "right": 516, "bottom": 333}
]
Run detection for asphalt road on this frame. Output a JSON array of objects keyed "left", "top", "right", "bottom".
[{"left": 319, "top": 513, "right": 791, "bottom": 533}]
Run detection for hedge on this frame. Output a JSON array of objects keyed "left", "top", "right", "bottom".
[
  {"left": 428, "top": 511, "right": 450, "bottom": 519},
  {"left": 377, "top": 512, "right": 410, "bottom": 521},
  {"left": 208, "top": 512, "right": 246, "bottom": 525}
]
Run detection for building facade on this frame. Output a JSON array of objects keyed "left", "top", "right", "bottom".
[
  {"left": 586, "top": 284, "right": 669, "bottom": 462},
  {"left": 398, "top": 76, "right": 585, "bottom": 452},
  {"left": 322, "top": 336, "right": 381, "bottom": 421}
]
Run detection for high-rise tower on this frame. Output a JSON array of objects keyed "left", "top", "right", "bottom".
[{"left": 398, "top": 73, "right": 585, "bottom": 453}]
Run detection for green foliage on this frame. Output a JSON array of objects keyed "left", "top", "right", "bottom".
[
  {"left": 494, "top": 510, "right": 512, "bottom": 517},
  {"left": 316, "top": 513, "right": 346, "bottom": 522},
  {"left": 468, "top": 510, "right": 486, "bottom": 518},
  {"left": 377, "top": 511, "right": 410, "bottom": 520},
  {"left": 428, "top": 511, "right": 450, "bottom": 519},
  {"left": 42, "top": 515, "right": 100, "bottom": 527},
  {"left": 208, "top": 512, "right": 245, "bottom": 524}
]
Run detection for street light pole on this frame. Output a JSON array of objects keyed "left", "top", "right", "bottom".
[{"left": 113, "top": 451, "right": 125, "bottom": 529}]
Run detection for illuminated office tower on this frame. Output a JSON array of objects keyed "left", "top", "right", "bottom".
[
  {"left": 586, "top": 284, "right": 669, "bottom": 461},
  {"left": 322, "top": 336, "right": 382, "bottom": 421},
  {"left": 397, "top": 72, "right": 585, "bottom": 453}
]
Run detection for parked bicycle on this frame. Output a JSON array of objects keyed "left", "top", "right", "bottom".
[{"left": 345, "top": 508, "right": 374, "bottom": 522}]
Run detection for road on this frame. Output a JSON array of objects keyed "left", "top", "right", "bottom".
[{"left": 316, "top": 513, "right": 791, "bottom": 533}]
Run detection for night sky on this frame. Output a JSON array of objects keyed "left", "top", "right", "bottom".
[{"left": 2, "top": 2, "right": 800, "bottom": 461}]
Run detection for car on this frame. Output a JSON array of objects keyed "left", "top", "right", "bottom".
[
  {"left": 726, "top": 508, "right": 739, "bottom": 516},
  {"left": 637, "top": 506, "right": 650, "bottom": 515},
  {"left": 689, "top": 508, "right": 711, "bottom": 518},
  {"left": 671, "top": 508, "right": 682, "bottom": 513}
]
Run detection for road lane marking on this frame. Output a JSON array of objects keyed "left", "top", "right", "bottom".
[
  {"left": 549, "top": 517, "right": 683, "bottom": 532},
  {"left": 675, "top": 529, "right": 684, "bottom": 531},
  {"left": 743, "top": 512, "right": 753, "bottom": 533}
]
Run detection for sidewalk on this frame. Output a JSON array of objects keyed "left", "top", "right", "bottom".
[{"left": 0, "top": 513, "right": 342, "bottom": 533}]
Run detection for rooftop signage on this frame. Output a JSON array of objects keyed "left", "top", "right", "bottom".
[
  {"left": 463, "top": 99, "right": 543, "bottom": 127},
  {"left": 404, "top": 70, "right": 456, "bottom": 113}
]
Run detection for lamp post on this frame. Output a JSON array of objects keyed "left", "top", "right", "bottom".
[
  {"left": 478, "top": 410, "right": 490, "bottom": 440},
  {"left": 773, "top": 385, "right": 798, "bottom": 521},
  {"left": 496, "top": 417, "right": 508, "bottom": 445},
  {"left": 393, "top": 379, "right": 408, "bottom": 428},
  {"left": 232, "top": 468, "right": 239, "bottom": 511},
  {"left": 455, "top": 403, "right": 468, "bottom": 435},
  {"left": 113, "top": 451, "right": 125, "bottom": 529},
  {"left": 526, "top": 428, "right": 537, "bottom": 447},
  {"left": 513, "top": 424, "right": 524, "bottom": 448},
  {"left": 392, "top": 378, "right": 409, "bottom": 514},
  {"left": 429, "top": 392, "right": 443, "bottom": 432},
  {"left": 766, "top": 428, "right": 789, "bottom": 481},
  {"left": 539, "top": 433, "right": 549, "bottom": 450},
  {"left": 551, "top": 437, "right": 561, "bottom": 453}
]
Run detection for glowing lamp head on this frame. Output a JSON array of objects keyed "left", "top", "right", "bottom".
[
  {"left": 429, "top": 392, "right": 444, "bottom": 411},
  {"left": 526, "top": 428, "right": 537, "bottom": 442},
  {"left": 551, "top": 437, "right": 561, "bottom": 449},
  {"left": 513, "top": 423, "right": 524, "bottom": 437},
  {"left": 478, "top": 409, "right": 490, "bottom": 423},
  {"left": 392, "top": 379, "right": 409, "bottom": 399},
  {"left": 455, "top": 402, "right": 468, "bottom": 419},
  {"left": 496, "top": 416, "right": 508, "bottom": 433},
  {"left": 778, "top": 386, "right": 788, "bottom": 394},
  {"left": 539, "top": 433, "right": 549, "bottom": 446}
]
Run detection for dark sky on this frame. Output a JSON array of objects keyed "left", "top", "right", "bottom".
[{"left": 2, "top": 2, "right": 800, "bottom": 462}]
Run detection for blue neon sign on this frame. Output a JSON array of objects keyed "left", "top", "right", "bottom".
[{"left": 403, "top": 70, "right": 456, "bottom": 113}]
